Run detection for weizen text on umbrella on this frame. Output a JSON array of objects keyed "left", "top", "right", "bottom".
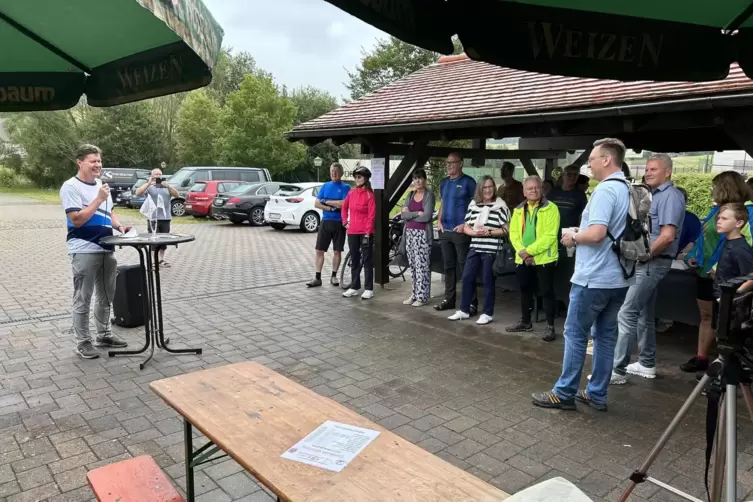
[{"left": 116, "top": 55, "right": 183, "bottom": 92}]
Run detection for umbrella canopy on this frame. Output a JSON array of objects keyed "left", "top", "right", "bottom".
[
  {"left": 0, "top": 0, "right": 223, "bottom": 112},
  {"left": 324, "top": 0, "right": 753, "bottom": 82}
]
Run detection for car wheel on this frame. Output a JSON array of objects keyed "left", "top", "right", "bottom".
[
  {"left": 270, "top": 223, "right": 286, "bottom": 230},
  {"left": 249, "top": 207, "right": 265, "bottom": 226},
  {"left": 229, "top": 217, "right": 244, "bottom": 225},
  {"left": 301, "top": 212, "right": 320, "bottom": 233},
  {"left": 171, "top": 200, "right": 185, "bottom": 217}
]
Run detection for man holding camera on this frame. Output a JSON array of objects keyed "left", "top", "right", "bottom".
[
  {"left": 61, "top": 144, "right": 132, "bottom": 359},
  {"left": 135, "top": 167, "right": 179, "bottom": 266}
]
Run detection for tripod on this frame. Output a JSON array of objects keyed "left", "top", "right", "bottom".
[{"left": 619, "top": 353, "right": 753, "bottom": 502}]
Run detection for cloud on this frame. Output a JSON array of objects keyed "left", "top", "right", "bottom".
[{"left": 202, "top": 0, "right": 387, "bottom": 102}]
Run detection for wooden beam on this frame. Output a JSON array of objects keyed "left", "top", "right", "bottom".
[
  {"left": 471, "top": 139, "right": 485, "bottom": 167},
  {"left": 520, "top": 158, "right": 538, "bottom": 176},
  {"left": 723, "top": 120, "right": 753, "bottom": 159},
  {"left": 372, "top": 146, "right": 390, "bottom": 287},
  {"left": 387, "top": 143, "right": 565, "bottom": 159},
  {"left": 570, "top": 148, "right": 592, "bottom": 168},
  {"left": 386, "top": 141, "right": 428, "bottom": 210}
]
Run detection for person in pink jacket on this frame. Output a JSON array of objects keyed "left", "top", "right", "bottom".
[{"left": 341, "top": 166, "right": 377, "bottom": 299}]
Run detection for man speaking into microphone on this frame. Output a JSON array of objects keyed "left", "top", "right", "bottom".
[{"left": 60, "top": 144, "right": 131, "bottom": 359}]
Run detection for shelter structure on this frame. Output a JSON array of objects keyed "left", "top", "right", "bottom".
[{"left": 286, "top": 54, "right": 753, "bottom": 285}]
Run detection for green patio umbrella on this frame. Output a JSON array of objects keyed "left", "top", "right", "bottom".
[
  {"left": 0, "top": 0, "right": 223, "bottom": 112},
  {"left": 325, "top": 0, "right": 753, "bottom": 82}
]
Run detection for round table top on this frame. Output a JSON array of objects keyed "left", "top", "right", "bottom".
[{"left": 101, "top": 233, "right": 195, "bottom": 247}]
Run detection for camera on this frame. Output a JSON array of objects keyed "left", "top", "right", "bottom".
[
  {"left": 716, "top": 274, "right": 753, "bottom": 356},
  {"left": 154, "top": 177, "right": 164, "bottom": 185}
]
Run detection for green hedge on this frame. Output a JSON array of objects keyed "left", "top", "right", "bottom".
[
  {"left": 0, "top": 166, "right": 33, "bottom": 189},
  {"left": 672, "top": 173, "right": 714, "bottom": 217}
]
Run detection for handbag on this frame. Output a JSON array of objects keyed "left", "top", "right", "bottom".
[{"left": 493, "top": 238, "right": 515, "bottom": 275}]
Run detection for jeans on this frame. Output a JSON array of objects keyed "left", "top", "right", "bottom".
[
  {"left": 348, "top": 234, "right": 374, "bottom": 291},
  {"left": 71, "top": 252, "right": 117, "bottom": 345},
  {"left": 516, "top": 262, "right": 557, "bottom": 325},
  {"left": 553, "top": 284, "right": 628, "bottom": 404},
  {"left": 613, "top": 258, "right": 672, "bottom": 373},
  {"left": 460, "top": 249, "right": 496, "bottom": 316},
  {"left": 438, "top": 230, "right": 472, "bottom": 305}
]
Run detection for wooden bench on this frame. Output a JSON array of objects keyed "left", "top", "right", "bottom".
[
  {"left": 150, "top": 361, "right": 510, "bottom": 502},
  {"left": 87, "top": 455, "right": 184, "bottom": 502}
]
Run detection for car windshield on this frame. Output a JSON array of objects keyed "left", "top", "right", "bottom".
[
  {"left": 189, "top": 183, "right": 206, "bottom": 192},
  {"left": 133, "top": 178, "right": 148, "bottom": 189},
  {"left": 229, "top": 183, "right": 260, "bottom": 195},
  {"left": 273, "top": 185, "right": 306, "bottom": 196},
  {"left": 169, "top": 169, "right": 193, "bottom": 187}
]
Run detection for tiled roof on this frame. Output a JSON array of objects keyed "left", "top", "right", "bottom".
[{"left": 289, "top": 55, "right": 753, "bottom": 136}]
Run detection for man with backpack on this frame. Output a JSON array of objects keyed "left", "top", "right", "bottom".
[
  {"left": 532, "top": 138, "right": 633, "bottom": 412},
  {"left": 611, "top": 154, "right": 685, "bottom": 383}
]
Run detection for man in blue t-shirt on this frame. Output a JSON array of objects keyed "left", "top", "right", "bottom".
[
  {"left": 434, "top": 153, "right": 477, "bottom": 312},
  {"left": 307, "top": 163, "right": 351, "bottom": 287}
]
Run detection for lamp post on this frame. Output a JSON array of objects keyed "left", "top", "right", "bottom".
[{"left": 313, "top": 156, "right": 323, "bottom": 182}]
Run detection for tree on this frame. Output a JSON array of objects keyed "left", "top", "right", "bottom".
[
  {"left": 4, "top": 112, "right": 81, "bottom": 187},
  {"left": 175, "top": 89, "right": 221, "bottom": 166},
  {"left": 289, "top": 86, "right": 338, "bottom": 125},
  {"left": 346, "top": 37, "right": 463, "bottom": 100},
  {"left": 217, "top": 74, "right": 305, "bottom": 174},
  {"left": 148, "top": 93, "right": 187, "bottom": 170},
  {"left": 208, "top": 49, "right": 270, "bottom": 106},
  {"left": 81, "top": 101, "right": 163, "bottom": 168}
]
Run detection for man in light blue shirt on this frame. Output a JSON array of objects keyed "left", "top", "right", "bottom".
[
  {"left": 533, "top": 138, "right": 632, "bottom": 412},
  {"left": 612, "top": 154, "right": 685, "bottom": 383}
]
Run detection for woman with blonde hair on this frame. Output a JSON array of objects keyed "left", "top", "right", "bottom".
[{"left": 681, "top": 170, "right": 753, "bottom": 373}]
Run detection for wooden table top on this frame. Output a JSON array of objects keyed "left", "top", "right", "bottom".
[{"left": 150, "top": 362, "right": 510, "bottom": 502}]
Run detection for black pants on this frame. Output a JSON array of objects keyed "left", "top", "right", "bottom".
[
  {"left": 516, "top": 262, "right": 557, "bottom": 325},
  {"left": 348, "top": 234, "right": 374, "bottom": 291},
  {"left": 439, "top": 231, "right": 477, "bottom": 306}
]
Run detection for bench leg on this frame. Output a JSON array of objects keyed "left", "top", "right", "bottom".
[{"left": 185, "top": 419, "right": 195, "bottom": 502}]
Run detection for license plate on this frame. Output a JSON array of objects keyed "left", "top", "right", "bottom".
[
  {"left": 269, "top": 213, "right": 280, "bottom": 220},
  {"left": 214, "top": 200, "right": 224, "bottom": 206},
  {"left": 186, "top": 204, "right": 192, "bottom": 209}
]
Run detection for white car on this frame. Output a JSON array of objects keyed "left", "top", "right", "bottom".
[{"left": 264, "top": 182, "right": 324, "bottom": 233}]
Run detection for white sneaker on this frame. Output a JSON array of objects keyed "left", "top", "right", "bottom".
[
  {"left": 361, "top": 290, "right": 374, "bottom": 300},
  {"left": 586, "top": 340, "right": 594, "bottom": 355},
  {"left": 402, "top": 296, "right": 415, "bottom": 305},
  {"left": 448, "top": 310, "right": 470, "bottom": 321},
  {"left": 411, "top": 300, "right": 428, "bottom": 307},
  {"left": 476, "top": 314, "right": 493, "bottom": 325},
  {"left": 626, "top": 362, "right": 656, "bottom": 379},
  {"left": 342, "top": 288, "right": 359, "bottom": 298},
  {"left": 586, "top": 371, "right": 628, "bottom": 385}
]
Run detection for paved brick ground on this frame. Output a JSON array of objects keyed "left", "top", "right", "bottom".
[{"left": 2, "top": 193, "right": 753, "bottom": 502}]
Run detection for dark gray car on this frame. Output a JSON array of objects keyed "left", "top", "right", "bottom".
[{"left": 212, "top": 182, "right": 295, "bottom": 225}]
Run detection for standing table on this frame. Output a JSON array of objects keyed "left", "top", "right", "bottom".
[{"left": 101, "top": 234, "right": 202, "bottom": 369}]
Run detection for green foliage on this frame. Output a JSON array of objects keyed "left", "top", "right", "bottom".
[
  {"left": 207, "top": 49, "right": 269, "bottom": 106},
  {"left": 0, "top": 166, "right": 32, "bottom": 188},
  {"left": 175, "top": 89, "right": 221, "bottom": 166},
  {"left": 217, "top": 74, "right": 305, "bottom": 174},
  {"left": 673, "top": 173, "right": 714, "bottom": 217},
  {"left": 289, "top": 86, "right": 338, "bottom": 125},
  {"left": 82, "top": 101, "right": 163, "bottom": 168}
]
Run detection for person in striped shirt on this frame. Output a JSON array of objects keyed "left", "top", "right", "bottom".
[{"left": 448, "top": 176, "right": 510, "bottom": 325}]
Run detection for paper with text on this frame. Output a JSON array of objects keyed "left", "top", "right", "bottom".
[
  {"left": 371, "top": 158, "right": 385, "bottom": 190},
  {"left": 281, "top": 420, "right": 380, "bottom": 472}
]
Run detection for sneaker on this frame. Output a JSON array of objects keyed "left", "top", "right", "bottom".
[
  {"left": 330, "top": 275, "right": 339, "bottom": 287},
  {"left": 541, "top": 325, "right": 556, "bottom": 342},
  {"left": 531, "top": 391, "right": 576, "bottom": 410},
  {"left": 361, "top": 290, "right": 374, "bottom": 300},
  {"left": 411, "top": 300, "right": 428, "bottom": 307},
  {"left": 476, "top": 314, "right": 493, "bottom": 325},
  {"left": 505, "top": 320, "right": 533, "bottom": 332},
  {"left": 403, "top": 295, "right": 415, "bottom": 305},
  {"left": 94, "top": 334, "right": 128, "bottom": 348},
  {"left": 575, "top": 390, "right": 608, "bottom": 411},
  {"left": 343, "top": 288, "right": 360, "bottom": 298},
  {"left": 470, "top": 304, "right": 478, "bottom": 317},
  {"left": 448, "top": 310, "right": 470, "bottom": 321},
  {"left": 586, "top": 371, "right": 628, "bottom": 385},
  {"left": 680, "top": 356, "right": 709, "bottom": 373},
  {"left": 74, "top": 341, "right": 100, "bottom": 359},
  {"left": 306, "top": 278, "right": 323, "bottom": 288},
  {"left": 433, "top": 300, "right": 455, "bottom": 311},
  {"left": 626, "top": 362, "right": 657, "bottom": 379},
  {"left": 586, "top": 340, "right": 594, "bottom": 355}
]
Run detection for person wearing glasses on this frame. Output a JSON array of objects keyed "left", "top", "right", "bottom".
[
  {"left": 532, "top": 138, "right": 632, "bottom": 412},
  {"left": 434, "top": 153, "right": 478, "bottom": 314}
]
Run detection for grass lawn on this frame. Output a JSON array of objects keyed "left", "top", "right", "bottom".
[{"left": 0, "top": 188, "right": 212, "bottom": 224}]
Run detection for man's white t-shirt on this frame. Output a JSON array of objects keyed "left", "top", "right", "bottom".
[{"left": 60, "top": 177, "right": 114, "bottom": 254}]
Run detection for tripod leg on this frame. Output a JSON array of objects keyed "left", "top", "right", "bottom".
[
  {"left": 725, "top": 384, "right": 737, "bottom": 502},
  {"left": 619, "top": 373, "right": 712, "bottom": 502},
  {"left": 711, "top": 394, "right": 726, "bottom": 502}
]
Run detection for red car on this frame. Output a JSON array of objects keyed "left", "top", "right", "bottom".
[{"left": 184, "top": 180, "right": 247, "bottom": 217}]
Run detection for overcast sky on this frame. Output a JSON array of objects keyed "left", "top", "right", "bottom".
[{"left": 202, "top": 0, "right": 387, "bottom": 102}]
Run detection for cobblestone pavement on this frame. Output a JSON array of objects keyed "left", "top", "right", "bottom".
[{"left": 2, "top": 193, "right": 753, "bottom": 502}]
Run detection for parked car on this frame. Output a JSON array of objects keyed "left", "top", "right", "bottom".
[
  {"left": 122, "top": 175, "right": 172, "bottom": 210},
  {"left": 185, "top": 180, "right": 249, "bottom": 218},
  {"left": 263, "top": 183, "right": 323, "bottom": 233},
  {"left": 212, "top": 182, "right": 298, "bottom": 225},
  {"left": 168, "top": 167, "right": 272, "bottom": 217},
  {"left": 102, "top": 168, "right": 150, "bottom": 205}
]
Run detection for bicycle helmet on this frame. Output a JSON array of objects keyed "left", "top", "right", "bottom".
[{"left": 353, "top": 166, "right": 372, "bottom": 179}]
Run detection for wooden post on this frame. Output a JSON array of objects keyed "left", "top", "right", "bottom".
[{"left": 372, "top": 146, "right": 390, "bottom": 286}]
